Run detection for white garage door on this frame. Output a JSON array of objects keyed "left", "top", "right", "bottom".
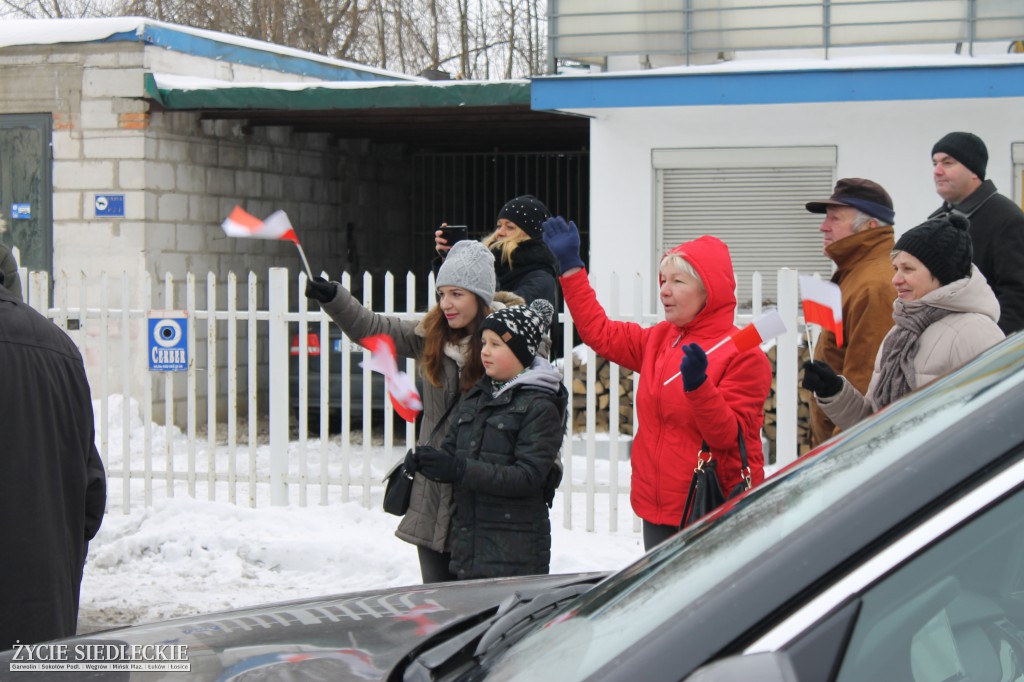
[{"left": 654, "top": 146, "right": 836, "bottom": 310}]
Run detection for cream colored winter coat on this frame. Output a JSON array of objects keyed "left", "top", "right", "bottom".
[{"left": 819, "top": 265, "right": 1004, "bottom": 431}]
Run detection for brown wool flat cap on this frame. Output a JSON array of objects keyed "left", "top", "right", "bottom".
[{"left": 805, "top": 178, "right": 895, "bottom": 225}]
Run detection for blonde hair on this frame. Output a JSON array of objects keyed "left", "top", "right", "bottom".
[
  {"left": 483, "top": 228, "right": 529, "bottom": 268},
  {"left": 659, "top": 254, "right": 704, "bottom": 288}
]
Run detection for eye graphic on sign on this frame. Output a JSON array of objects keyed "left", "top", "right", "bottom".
[{"left": 153, "top": 319, "right": 183, "bottom": 348}]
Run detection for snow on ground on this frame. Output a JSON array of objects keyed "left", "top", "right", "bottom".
[{"left": 77, "top": 397, "right": 646, "bottom": 633}]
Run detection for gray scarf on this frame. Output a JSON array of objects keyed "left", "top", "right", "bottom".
[{"left": 871, "top": 299, "right": 953, "bottom": 408}]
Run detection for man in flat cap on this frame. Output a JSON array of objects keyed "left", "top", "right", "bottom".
[
  {"left": 929, "top": 131, "right": 1024, "bottom": 334},
  {"left": 804, "top": 178, "right": 897, "bottom": 447}
]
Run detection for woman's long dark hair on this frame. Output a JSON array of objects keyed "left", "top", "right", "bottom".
[{"left": 421, "top": 294, "right": 490, "bottom": 391}]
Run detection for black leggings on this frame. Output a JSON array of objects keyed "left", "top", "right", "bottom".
[
  {"left": 417, "top": 546, "right": 456, "bottom": 583},
  {"left": 642, "top": 521, "right": 679, "bottom": 551}
]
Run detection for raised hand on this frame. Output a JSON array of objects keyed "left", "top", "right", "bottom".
[{"left": 541, "top": 216, "right": 585, "bottom": 275}]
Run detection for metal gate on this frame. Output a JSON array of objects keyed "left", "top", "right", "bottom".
[{"left": 0, "top": 113, "right": 52, "bottom": 278}]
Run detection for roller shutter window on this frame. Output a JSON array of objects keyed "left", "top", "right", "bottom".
[{"left": 654, "top": 146, "right": 836, "bottom": 310}]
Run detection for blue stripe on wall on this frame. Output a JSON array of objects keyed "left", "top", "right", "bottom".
[
  {"left": 531, "top": 63, "right": 1024, "bottom": 110},
  {"left": 101, "top": 25, "right": 404, "bottom": 82}
]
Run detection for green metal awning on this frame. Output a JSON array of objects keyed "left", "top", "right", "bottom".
[{"left": 144, "top": 73, "right": 531, "bottom": 111}]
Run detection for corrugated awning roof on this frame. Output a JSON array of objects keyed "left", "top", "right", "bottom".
[{"left": 143, "top": 74, "right": 588, "bottom": 151}]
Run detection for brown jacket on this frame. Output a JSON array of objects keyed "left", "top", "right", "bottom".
[{"left": 810, "top": 226, "right": 896, "bottom": 446}]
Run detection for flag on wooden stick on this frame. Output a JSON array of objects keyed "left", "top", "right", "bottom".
[
  {"left": 663, "top": 309, "right": 788, "bottom": 386},
  {"left": 799, "top": 275, "right": 844, "bottom": 348},
  {"left": 221, "top": 205, "right": 312, "bottom": 278}
]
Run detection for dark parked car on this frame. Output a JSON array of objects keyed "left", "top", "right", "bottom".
[
  {"left": 8, "top": 333, "right": 1024, "bottom": 681},
  {"left": 289, "top": 326, "right": 422, "bottom": 431}
]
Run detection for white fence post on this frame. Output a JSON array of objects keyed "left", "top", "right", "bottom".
[
  {"left": 268, "top": 267, "right": 289, "bottom": 506},
  {"left": 775, "top": 268, "right": 800, "bottom": 467}
]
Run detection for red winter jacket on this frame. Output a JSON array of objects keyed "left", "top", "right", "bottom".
[{"left": 561, "top": 236, "right": 772, "bottom": 526}]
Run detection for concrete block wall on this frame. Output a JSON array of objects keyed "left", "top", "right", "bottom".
[{"left": 1, "top": 38, "right": 416, "bottom": 431}]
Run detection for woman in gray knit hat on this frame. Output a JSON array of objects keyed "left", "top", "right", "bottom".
[
  {"left": 306, "top": 240, "right": 523, "bottom": 583},
  {"left": 803, "top": 212, "right": 1004, "bottom": 430}
]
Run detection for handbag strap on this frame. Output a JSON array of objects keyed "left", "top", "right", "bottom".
[
  {"left": 419, "top": 397, "right": 459, "bottom": 450},
  {"left": 700, "top": 424, "right": 750, "bottom": 485}
]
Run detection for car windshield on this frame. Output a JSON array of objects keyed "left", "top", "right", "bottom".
[{"left": 473, "top": 335, "right": 1024, "bottom": 682}]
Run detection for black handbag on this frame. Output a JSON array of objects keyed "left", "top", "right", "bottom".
[
  {"left": 680, "top": 426, "right": 752, "bottom": 529},
  {"left": 382, "top": 455, "right": 416, "bottom": 516},
  {"left": 381, "top": 399, "right": 457, "bottom": 517}
]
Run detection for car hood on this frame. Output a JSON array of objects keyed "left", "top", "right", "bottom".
[{"left": 2, "top": 573, "right": 604, "bottom": 681}]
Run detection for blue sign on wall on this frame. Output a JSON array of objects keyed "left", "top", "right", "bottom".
[
  {"left": 10, "top": 203, "right": 31, "bottom": 220},
  {"left": 148, "top": 311, "right": 188, "bottom": 372},
  {"left": 95, "top": 194, "right": 125, "bottom": 218}
]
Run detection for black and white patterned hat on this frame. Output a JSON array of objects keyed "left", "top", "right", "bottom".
[
  {"left": 481, "top": 299, "right": 554, "bottom": 367},
  {"left": 497, "top": 195, "right": 551, "bottom": 240}
]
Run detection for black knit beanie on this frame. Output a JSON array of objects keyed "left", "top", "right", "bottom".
[
  {"left": 497, "top": 195, "right": 551, "bottom": 240},
  {"left": 932, "top": 132, "right": 988, "bottom": 180},
  {"left": 894, "top": 212, "right": 973, "bottom": 286},
  {"left": 481, "top": 299, "right": 554, "bottom": 367}
]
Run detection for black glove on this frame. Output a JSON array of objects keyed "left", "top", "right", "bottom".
[
  {"left": 305, "top": 276, "right": 337, "bottom": 304},
  {"left": 680, "top": 343, "right": 708, "bottom": 392},
  {"left": 541, "top": 216, "right": 586, "bottom": 275},
  {"left": 415, "top": 446, "right": 466, "bottom": 483},
  {"left": 802, "top": 360, "right": 844, "bottom": 398}
]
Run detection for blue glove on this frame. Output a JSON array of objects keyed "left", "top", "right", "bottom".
[
  {"left": 416, "top": 446, "right": 466, "bottom": 483},
  {"left": 541, "top": 216, "right": 586, "bottom": 275},
  {"left": 680, "top": 343, "right": 708, "bottom": 392}
]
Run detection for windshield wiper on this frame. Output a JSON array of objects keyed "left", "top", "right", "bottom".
[{"left": 395, "top": 579, "right": 598, "bottom": 682}]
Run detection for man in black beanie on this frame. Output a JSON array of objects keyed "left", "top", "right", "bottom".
[{"left": 929, "top": 131, "right": 1024, "bottom": 334}]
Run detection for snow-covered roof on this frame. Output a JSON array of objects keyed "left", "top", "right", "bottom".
[
  {"left": 532, "top": 52, "right": 1024, "bottom": 110},
  {"left": 0, "top": 17, "right": 419, "bottom": 83}
]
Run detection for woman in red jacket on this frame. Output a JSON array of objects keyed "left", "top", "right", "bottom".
[{"left": 542, "top": 216, "right": 772, "bottom": 550}]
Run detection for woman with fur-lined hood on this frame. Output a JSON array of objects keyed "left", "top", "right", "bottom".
[{"left": 305, "top": 240, "right": 523, "bottom": 583}]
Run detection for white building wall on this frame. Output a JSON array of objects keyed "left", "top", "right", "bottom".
[{"left": 579, "top": 97, "right": 1024, "bottom": 311}]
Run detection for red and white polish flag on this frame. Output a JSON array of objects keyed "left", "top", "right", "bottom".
[
  {"left": 359, "top": 334, "right": 423, "bottom": 424},
  {"left": 663, "top": 309, "right": 788, "bottom": 385},
  {"left": 726, "top": 308, "right": 789, "bottom": 354},
  {"left": 799, "top": 275, "right": 844, "bottom": 348},
  {"left": 221, "top": 205, "right": 298, "bottom": 244}
]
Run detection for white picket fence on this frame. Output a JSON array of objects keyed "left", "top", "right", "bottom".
[{"left": 16, "top": 261, "right": 804, "bottom": 532}]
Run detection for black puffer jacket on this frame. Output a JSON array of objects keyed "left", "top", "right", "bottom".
[
  {"left": 491, "top": 239, "right": 560, "bottom": 306},
  {"left": 442, "top": 358, "right": 567, "bottom": 580}
]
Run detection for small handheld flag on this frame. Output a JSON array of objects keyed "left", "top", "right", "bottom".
[
  {"left": 663, "top": 309, "right": 788, "bottom": 386},
  {"left": 221, "top": 206, "right": 313, "bottom": 279},
  {"left": 360, "top": 334, "right": 423, "bottom": 423},
  {"left": 799, "top": 275, "right": 844, "bottom": 348}
]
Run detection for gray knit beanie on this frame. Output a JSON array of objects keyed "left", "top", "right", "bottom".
[{"left": 436, "top": 240, "right": 496, "bottom": 303}]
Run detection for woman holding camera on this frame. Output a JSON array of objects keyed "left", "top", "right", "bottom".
[
  {"left": 435, "top": 195, "right": 560, "bottom": 306},
  {"left": 305, "top": 240, "right": 522, "bottom": 583}
]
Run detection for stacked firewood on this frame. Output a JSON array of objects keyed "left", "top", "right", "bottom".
[
  {"left": 568, "top": 353, "right": 635, "bottom": 433},
  {"left": 763, "top": 344, "right": 815, "bottom": 459}
]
